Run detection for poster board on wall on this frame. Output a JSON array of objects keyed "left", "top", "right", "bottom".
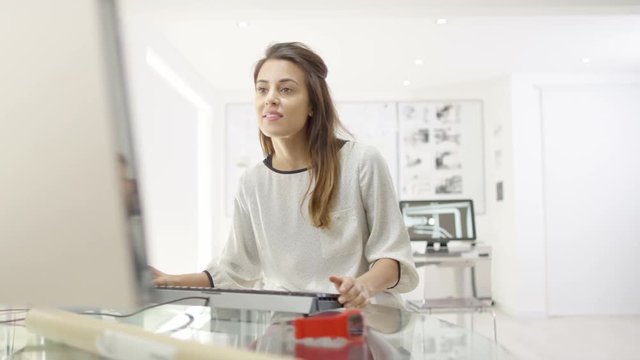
[{"left": 398, "top": 100, "right": 485, "bottom": 213}]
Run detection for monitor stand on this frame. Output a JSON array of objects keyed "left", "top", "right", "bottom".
[
  {"left": 414, "top": 242, "right": 445, "bottom": 256},
  {"left": 414, "top": 242, "right": 477, "bottom": 256},
  {"left": 422, "top": 241, "right": 477, "bottom": 256},
  {"left": 425, "top": 242, "right": 448, "bottom": 254}
]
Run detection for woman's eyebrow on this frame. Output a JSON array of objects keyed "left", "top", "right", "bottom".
[
  {"left": 256, "top": 78, "right": 299, "bottom": 85},
  {"left": 278, "top": 78, "right": 298, "bottom": 85}
]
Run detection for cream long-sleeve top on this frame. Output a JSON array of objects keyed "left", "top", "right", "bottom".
[{"left": 206, "top": 141, "right": 419, "bottom": 295}]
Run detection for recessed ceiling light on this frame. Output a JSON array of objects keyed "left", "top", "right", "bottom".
[
  {"left": 237, "top": 21, "right": 249, "bottom": 28},
  {"left": 403, "top": 80, "right": 411, "bottom": 86},
  {"left": 582, "top": 57, "right": 590, "bottom": 64},
  {"left": 414, "top": 59, "right": 424, "bottom": 66},
  {"left": 436, "top": 18, "right": 448, "bottom": 25}
]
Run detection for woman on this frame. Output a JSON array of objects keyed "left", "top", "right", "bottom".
[{"left": 153, "top": 42, "right": 418, "bottom": 308}]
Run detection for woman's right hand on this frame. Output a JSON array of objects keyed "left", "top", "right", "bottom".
[{"left": 149, "top": 266, "right": 179, "bottom": 286}]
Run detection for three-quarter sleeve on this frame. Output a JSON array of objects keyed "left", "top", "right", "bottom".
[
  {"left": 358, "top": 147, "right": 419, "bottom": 293},
  {"left": 205, "top": 175, "right": 263, "bottom": 289}
]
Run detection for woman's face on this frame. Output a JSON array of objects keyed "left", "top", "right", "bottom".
[{"left": 255, "top": 59, "right": 312, "bottom": 141}]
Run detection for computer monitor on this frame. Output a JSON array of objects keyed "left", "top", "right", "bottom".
[
  {"left": 0, "top": 0, "right": 151, "bottom": 307},
  {"left": 399, "top": 199, "right": 476, "bottom": 251}
]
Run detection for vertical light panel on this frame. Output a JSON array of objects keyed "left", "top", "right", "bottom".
[{"left": 542, "top": 84, "right": 640, "bottom": 315}]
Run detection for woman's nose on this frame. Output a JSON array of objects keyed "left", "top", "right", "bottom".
[{"left": 265, "top": 92, "right": 279, "bottom": 105}]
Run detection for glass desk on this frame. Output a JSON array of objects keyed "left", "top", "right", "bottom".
[{"left": 2, "top": 303, "right": 514, "bottom": 359}]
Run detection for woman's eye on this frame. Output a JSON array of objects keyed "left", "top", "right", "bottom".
[
  {"left": 256, "top": 87, "right": 268, "bottom": 95},
  {"left": 280, "top": 87, "right": 292, "bottom": 94}
]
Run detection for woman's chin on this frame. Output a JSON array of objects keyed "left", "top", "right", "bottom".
[{"left": 260, "top": 127, "right": 304, "bottom": 140}]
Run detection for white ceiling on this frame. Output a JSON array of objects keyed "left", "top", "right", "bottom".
[{"left": 123, "top": 0, "right": 640, "bottom": 94}]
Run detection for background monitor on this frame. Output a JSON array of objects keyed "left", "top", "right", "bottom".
[
  {"left": 0, "top": 0, "right": 151, "bottom": 307},
  {"left": 399, "top": 199, "right": 476, "bottom": 248}
]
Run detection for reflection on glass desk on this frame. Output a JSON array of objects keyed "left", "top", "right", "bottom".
[{"left": 2, "top": 303, "right": 513, "bottom": 359}]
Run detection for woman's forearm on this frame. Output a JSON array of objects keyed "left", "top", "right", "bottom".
[
  {"left": 156, "top": 272, "right": 211, "bottom": 287},
  {"left": 178, "top": 272, "right": 211, "bottom": 287},
  {"left": 356, "top": 258, "right": 400, "bottom": 297}
]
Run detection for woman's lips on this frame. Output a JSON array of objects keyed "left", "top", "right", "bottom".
[{"left": 264, "top": 111, "right": 283, "bottom": 121}]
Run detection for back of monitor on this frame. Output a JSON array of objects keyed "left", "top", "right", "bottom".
[{"left": 0, "top": 0, "right": 150, "bottom": 307}]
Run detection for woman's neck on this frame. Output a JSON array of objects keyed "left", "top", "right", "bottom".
[{"left": 271, "top": 135, "right": 310, "bottom": 171}]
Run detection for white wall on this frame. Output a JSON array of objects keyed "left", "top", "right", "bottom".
[
  {"left": 121, "top": 17, "right": 217, "bottom": 273},
  {"left": 509, "top": 73, "right": 640, "bottom": 316},
  {"left": 508, "top": 74, "right": 549, "bottom": 316},
  {"left": 541, "top": 84, "right": 640, "bottom": 315},
  {"left": 474, "top": 79, "right": 517, "bottom": 316}
]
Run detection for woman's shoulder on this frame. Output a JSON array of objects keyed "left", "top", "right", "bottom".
[
  {"left": 342, "top": 141, "right": 385, "bottom": 164},
  {"left": 237, "top": 159, "right": 270, "bottom": 186}
]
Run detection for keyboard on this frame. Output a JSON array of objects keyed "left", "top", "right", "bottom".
[{"left": 153, "top": 286, "right": 341, "bottom": 315}]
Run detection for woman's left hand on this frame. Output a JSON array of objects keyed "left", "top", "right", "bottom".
[{"left": 329, "top": 275, "right": 370, "bottom": 308}]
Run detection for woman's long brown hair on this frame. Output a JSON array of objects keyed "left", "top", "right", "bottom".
[{"left": 254, "top": 42, "right": 347, "bottom": 228}]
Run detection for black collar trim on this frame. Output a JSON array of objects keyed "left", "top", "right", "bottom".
[{"left": 262, "top": 140, "right": 348, "bottom": 174}]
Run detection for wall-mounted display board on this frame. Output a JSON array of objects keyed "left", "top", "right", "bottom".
[{"left": 397, "top": 101, "right": 485, "bottom": 213}]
